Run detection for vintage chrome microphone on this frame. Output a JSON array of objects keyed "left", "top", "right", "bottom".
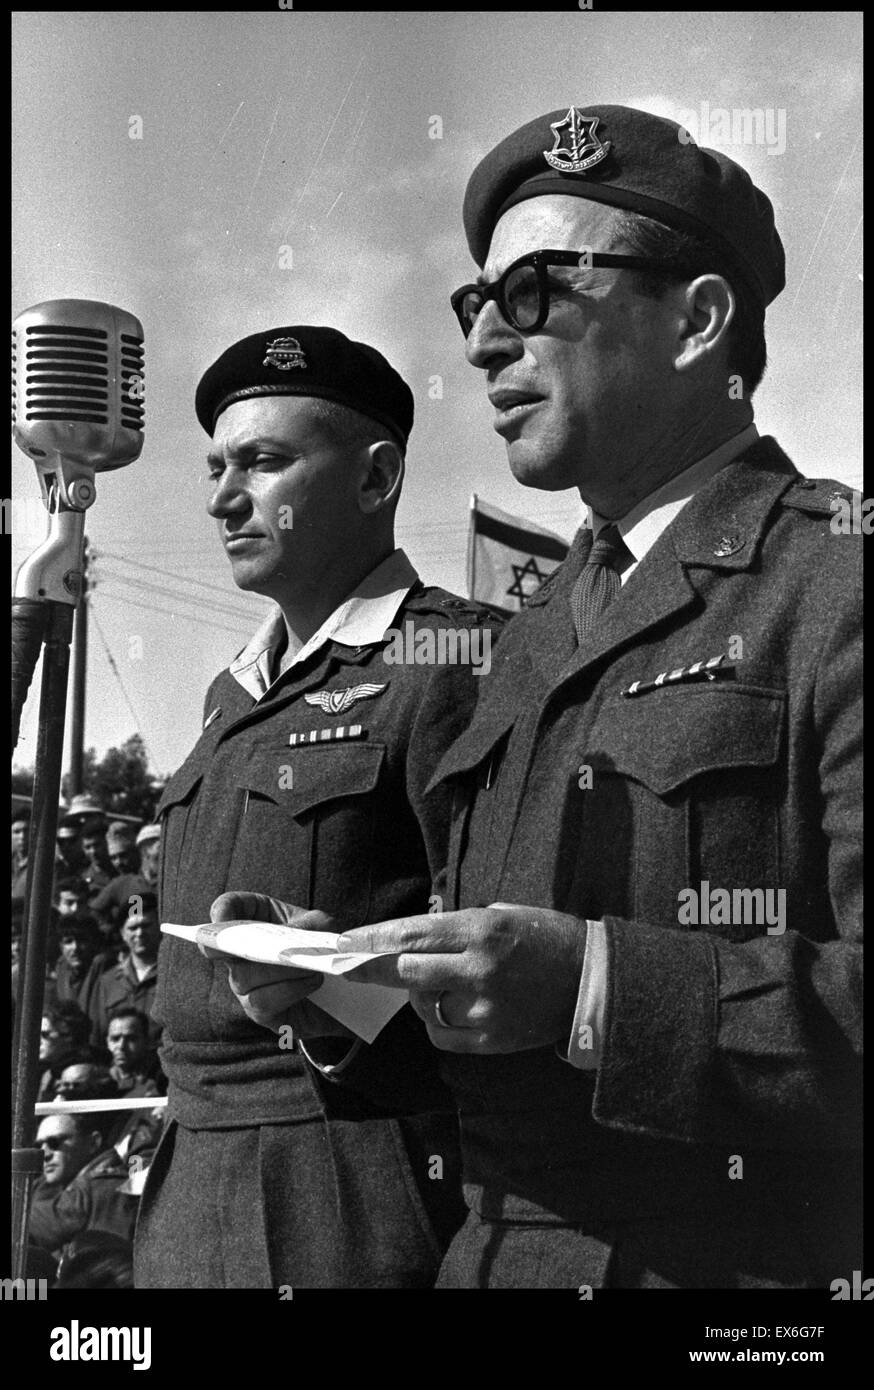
[{"left": 11, "top": 299, "right": 144, "bottom": 1277}]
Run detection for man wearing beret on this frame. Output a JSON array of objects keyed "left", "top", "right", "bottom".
[
  {"left": 134, "top": 325, "right": 501, "bottom": 1288},
  {"left": 342, "top": 106, "right": 862, "bottom": 1288}
]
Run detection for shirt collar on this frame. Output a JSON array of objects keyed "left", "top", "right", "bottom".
[
  {"left": 589, "top": 422, "right": 760, "bottom": 566},
  {"left": 228, "top": 547, "right": 419, "bottom": 700}
]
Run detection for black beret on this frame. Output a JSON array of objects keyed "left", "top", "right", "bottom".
[
  {"left": 195, "top": 325, "right": 414, "bottom": 448},
  {"left": 464, "top": 105, "right": 785, "bottom": 307}
]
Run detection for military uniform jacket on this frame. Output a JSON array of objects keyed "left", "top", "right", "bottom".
[
  {"left": 92, "top": 954, "right": 159, "bottom": 1046},
  {"left": 29, "top": 1149, "right": 137, "bottom": 1253},
  {"left": 154, "top": 582, "right": 502, "bottom": 1128},
  {"left": 427, "top": 438, "right": 861, "bottom": 1278}
]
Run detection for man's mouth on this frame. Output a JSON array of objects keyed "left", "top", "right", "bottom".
[
  {"left": 488, "top": 389, "right": 545, "bottom": 432},
  {"left": 224, "top": 532, "right": 266, "bottom": 552}
]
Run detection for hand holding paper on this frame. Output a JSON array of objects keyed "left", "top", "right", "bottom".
[{"left": 161, "top": 892, "right": 408, "bottom": 1044}]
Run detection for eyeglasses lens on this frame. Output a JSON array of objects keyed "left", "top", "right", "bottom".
[{"left": 503, "top": 263, "right": 541, "bottom": 330}]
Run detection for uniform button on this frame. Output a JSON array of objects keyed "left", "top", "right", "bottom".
[
  {"left": 713, "top": 533, "right": 745, "bottom": 557},
  {"left": 797, "top": 478, "right": 816, "bottom": 489}
]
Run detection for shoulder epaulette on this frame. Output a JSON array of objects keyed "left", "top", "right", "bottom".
[
  {"left": 780, "top": 475, "right": 860, "bottom": 517},
  {"left": 405, "top": 586, "right": 506, "bottom": 624}
]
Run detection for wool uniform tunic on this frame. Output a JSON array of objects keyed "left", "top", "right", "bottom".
[
  {"left": 134, "top": 562, "right": 502, "bottom": 1288},
  {"left": 426, "top": 438, "right": 862, "bottom": 1289}
]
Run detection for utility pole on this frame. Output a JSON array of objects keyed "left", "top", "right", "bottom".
[{"left": 68, "top": 535, "right": 89, "bottom": 794}]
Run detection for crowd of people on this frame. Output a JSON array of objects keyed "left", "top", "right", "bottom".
[{"left": 11, "top": 796, "right": 166, "bottom": 1289}]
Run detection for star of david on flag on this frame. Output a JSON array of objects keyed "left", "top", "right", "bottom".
[{"left": 466, "top": 495, "right": 571, "bottom": 613}]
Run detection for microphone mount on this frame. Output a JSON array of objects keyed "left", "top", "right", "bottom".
[{"left": 14, "top": 453, "right": 96, "bottom": 605}]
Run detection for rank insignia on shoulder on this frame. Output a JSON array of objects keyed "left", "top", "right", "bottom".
[
  {"left": 288, "top": 724, "right": 364, "bottom": 747},
  {"left": 622, "top": 653, "right": 732, "bottom": 699},
  {"left": 203, "top": 707, "right": 222, "bottom": 729},
  {"left": 304, "top": 682, "right": 387, "bottom": 715}
]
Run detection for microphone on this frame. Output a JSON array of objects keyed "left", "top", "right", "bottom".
[
  {"left": 12, "top": 297, "right": 145, "bottom": 471},
  {"left": 12, "top": 298, "right": 145, "bottom": 603}
]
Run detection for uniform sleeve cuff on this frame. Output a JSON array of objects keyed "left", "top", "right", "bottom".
[{"left": 556, "top": 919, "right": 608, "bottom": 1070}]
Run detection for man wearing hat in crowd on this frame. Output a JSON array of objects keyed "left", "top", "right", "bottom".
[
  {"left": 332, "top": 105, "right": 862, "bottom": 1289},
  {"left": 76, "top": 812, "right": 114, "bottom": 900},
  {"left": 134, "top": 324, "right": 502, "bottom": 1289},
  {"left": 134, "top": 822, "right": 162, "bottom": 893},
  {"left": 55, "top": 821, "right": 87, "bottom": 878},
  {"left": 90, "top": 822, "right": 155, "bottom": 940}
]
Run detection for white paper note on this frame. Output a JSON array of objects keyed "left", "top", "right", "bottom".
[{"left": 161, "top": 920, "right": 407, "bottom": 1044}]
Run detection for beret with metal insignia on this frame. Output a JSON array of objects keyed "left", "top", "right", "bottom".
[
  {"left": 195, "top": 325, "right": 414, "bottom": 448},
  {"left": 463, "top": 104, "right": 785, "bottom": 307}
]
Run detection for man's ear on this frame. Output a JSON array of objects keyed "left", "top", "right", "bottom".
[
  {"left": 673, "top": 273, "right": 735, "bottom": 375},
  {"left": 358, "top": 441, "right": 404, "bottom": 515}
]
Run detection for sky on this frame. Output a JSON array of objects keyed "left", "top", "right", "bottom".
[{"left": 11, "top": 9, "right": 863, "bottom": 778}]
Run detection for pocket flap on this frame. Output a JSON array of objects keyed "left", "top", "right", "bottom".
[
  {"left": 424, "top": 704, "right": 520, "bottom": 796},
  {"left": 585, "top": 684, "right": 785, "bottom": 795},
  {"left": 155, "top": 759, "right": 205, "bottom": 818},
  {"left": 236, "top": 741, "right": 386, "bottom": 817}
]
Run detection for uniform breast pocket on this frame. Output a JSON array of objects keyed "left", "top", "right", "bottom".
[
  {"left": 232, "top": 741, "right": 387, "bottom": 929},
  {"left": 154, "top": 759, "right": 207, "bottom": 917},
  {"left": 425, "top": 707, "right": 521, "bottom": 907},
  {"left": 578, "top": 685, "right": 786, "bottom": 937}
]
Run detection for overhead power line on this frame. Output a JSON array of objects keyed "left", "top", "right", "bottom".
[
  {"left": 90, "top": 604, "right": 156, "bottom": 768},
  {"left": 97, "top": 588, "right": 251, "bottom": 639},
  {"left": 97, "top": 549, "right": 266, "bottom": 605},
  {"left": 97, "top": 568, "right": 257, "bottom": 623}
]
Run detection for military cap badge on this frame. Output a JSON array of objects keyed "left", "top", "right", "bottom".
[
  {"left": 304, "top": 682, "right": 387, "bottom": 715},
  {"left": 543, "top": 108, "right": 611, "bottom": 174},
  {"left": 263, "top": 337, "right": 308, "bottom": 371}
]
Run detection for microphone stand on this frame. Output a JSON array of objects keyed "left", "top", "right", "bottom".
[{"left": 10, "top": 454, "right": 95, "bottom": 1279}]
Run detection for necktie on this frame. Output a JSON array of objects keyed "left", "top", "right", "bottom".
[{"left": 571, "top": 524, "right": 631, "bottom": 644}]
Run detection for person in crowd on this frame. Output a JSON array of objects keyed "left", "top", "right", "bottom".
[
  {"left": 11, "top": 806, "right": 30, "bottom": 899},
  {"left": 79, "top": 818, "right": 114, "bottom": 899},
  {"left": 55, "top": 823, "right": 87, "bottom": 877},
  {"left": 46, "top": 916, "right": 108, "bottom": 1040},
  {"left": 90, "top": 824, "right": 154, "bottom": 936},
  {"left": 36, "top": 1000, "right": 98, "bottom": 1102},
  {"left": 93, "top": 896, "right": 161, "bottom": 1044},
  {"left": 105, "top": 1007, "right": 165, "bottom": 1094},
  {"left": 29, "top": 1111, "right": 137, "bottom": 1255}
]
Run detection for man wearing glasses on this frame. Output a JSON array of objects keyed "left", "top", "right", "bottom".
[
  {"left": 29, "top": 1112, "right": 135, "bottom": 1254},
  {"left": 341, "top": 105, "right": 862, "bottom": 1288}
]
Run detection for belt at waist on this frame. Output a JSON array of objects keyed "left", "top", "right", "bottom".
[
  {"left": 161, "top": 1035, "right": 325, "bottom": 1128},
  {"left": 161, "top": 1008, "right": 459, "bottom": 1128}
]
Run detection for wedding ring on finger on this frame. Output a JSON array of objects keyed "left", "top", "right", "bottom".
[{"left": 434, "top": 991, "right": 452, "bottom": 1028}]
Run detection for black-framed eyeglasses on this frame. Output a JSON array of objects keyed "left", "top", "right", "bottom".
[{"left": 450, "top": 249, "right": 687, "bottom": 338}]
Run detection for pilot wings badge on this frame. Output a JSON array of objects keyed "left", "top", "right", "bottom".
[
  {"left": 304, "top": 682, "right": 388, "bottom": 716},
  {"left": 543, "top": 109, "right": 611, "bottom": 174}
]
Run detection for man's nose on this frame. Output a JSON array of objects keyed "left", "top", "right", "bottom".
[
  {"left": 206, "top": 467, "right": 250, "bottom": 519},
  {"left": 465, "top": 298, "right": 523, "bottom": 370}
]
